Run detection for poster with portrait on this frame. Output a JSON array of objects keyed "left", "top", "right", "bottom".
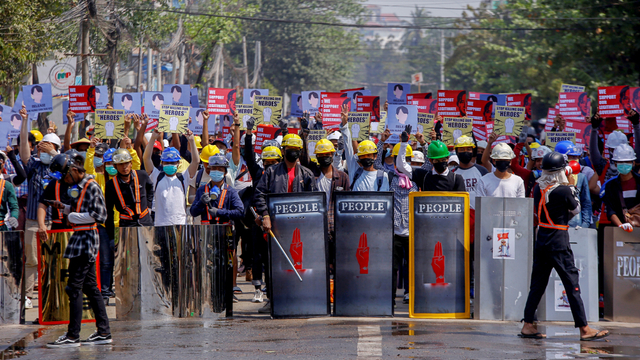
[
  {"left": 437, "top": 90, "right": 466, "bottom": 117},
  {"left": 254, "top": 124, "right": 280, "bottom": 154},
  {"left": 558, "top": 92, "right": 590, "bottom": 121},
  {"left": 598, "top": 85, "right": 630, "bottom": 117},
  {"left": 144, "top": 92, "right": 171, "bottom": 119},
  {"left": 466, "top": 100, "right": 493, "bottom": 123},
  {"left": 442, "top": 117, "right": 473, "bottom": 147},
  {"left": 0, "top": 120, "right": 12, "bottom": 148},
  {"left": 492, "top": 228, "right": 515, "bottom": 260},
  {"left": 410, "top": 98, "right": 438, "bottom": 115},
  {"left": 561, "top": 84, "right": 585, "bottom": 93},
  {"left": 413, "top": 113, "right": 435, "bottom": 141},
  {"left": 378, "top": 111, "right": 387, "bottom": 132},
  {"left": 93, "top": 86, "right": 109, "bottom": 109},
  {"left": 236, "top": 104, "right": 253, "bottom": 130},
  {"left": 22, "top": 84, "right": 53, "bottom": 114},
  {"left": 163, "top": 84, "right": 191, "bottom": 106},
  {"left": 301, "top": 90, "right": 325, "bottom": 116},
  {"left": 564, "top": 121, "right": 591, "bottom": 152},
  {"left": 630, "top": 87, "right": 640, "bottom": 112},
  {"left": 290, "top": 93, "right": 304, "bottom": 117},
  {"left": 493, "top": 106, "right": 525, "bottom": 137},
  {"left": 554, "top": 280, "right": 571, "bottom": 312},
  {"left": 243, "top": 89, "right": 269, "bottom": 104},
  {"left": 387, "top": 83, "right": 411, "bottom": 105},
  {"left": 206, "top": 88, "right": 236, "bottom": 115},
  {"left": 342, "top": 89, "right": 371, "bottom": 111},
  {"left": 252, "top": 95, "right": 283, "bottom": 126},
  {"left": 385, "top": 104, "right": 417, "bottom": 135},
  {"left": 347, "top": 112, "right": 370, "bottom": 142},
  {"left": 68, "top": 85, "right": 96, "bottom": 113},
  {"left": 356, "top": 96, "right": 381, "bottom": 122},
  {"left": 504, "top": 93, "right": 531, "bottom": 121},
  {"left": 406, "top": 92, "right": 432, "bottom": 103},
  {"left": 0, "top": 106, "right": 21, "bottom": 139},
  {"left": 158, "top": 105, "right": 189, "bottom": 134},
  {"left": 94, "top": 109, "right": 125, "bottom": 139},
  {"left": 188, "top": 107, "right": 207, "bottom": 134},
  {"left": 321, "top": 94, "right": 349, "bottom": 130},
  {"left": 113, "top": 92, "right": 141, "bottom": 115},
  {"left": 61, "top": 100, "right": 84, "bottom": 125}
]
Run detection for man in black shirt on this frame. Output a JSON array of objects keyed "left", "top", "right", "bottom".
[{"left": 420, "top": 140, "right": 465, "bottom": 191}]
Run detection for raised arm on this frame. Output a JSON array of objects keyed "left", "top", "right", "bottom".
[
  {"left": 482, "top": 132, "right": 497, "bottom": 173},
  {"left": 133, "top": 114, "right": 148, "bottom": 162},
  {"left": 588, "top": 113, "right": 605, "bottom": 175},
  {"left": 6, "top": 146, "right": 27, "bottom": 185},
  {"left": 18, "top": 106, "right": 31, "bottom": 164},
  {"left": 232, "top": 112, "right": 241, "bottom": 166},
  {"left": 143, "top": 130, "right": 160, "bottom": 175},
  {"left": 186, "top": 130, "right": 199, "bottom": 177},
  {"left": 63, "top": 109, "right": 76, "bottom": 152},
  {"left": 202, "top": 110, "right": 210, "bottom": 144}
]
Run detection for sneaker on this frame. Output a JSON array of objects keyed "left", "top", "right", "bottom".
[
  {"left": 25, "top": 297, "right": 33, "bottom": 309},
  {"left": 46, "top": 334, "right": 80, "bottom": 348},
  {"left": 233, "top": 295, "right": 239, "bottom": 303},
  {"left": 258, "top": 300, "right": 270, "bottom": 314},
  {"left": 245, "top": 269, "right": 253, "bottom": 282},
  {"left": 233, "top": 286, "right": 242, "bottom": 294},
  {"left": 403, "top": 293, "right": 409, "bottom": 304},
  {"left": 81, "top": 331, "right": 113, "bottom": 345},
  {"left": 252, "top": 289, "right": 264, "bottom": 303}
]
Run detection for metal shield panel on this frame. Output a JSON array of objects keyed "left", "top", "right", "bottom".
[
  {"left": 0, "top": 231, "right": 24, "bottom": 324},
  {"left": 604, "top": 227, "right": 640, "bottom": 323},
  {"left": 333, "top": 192, "right": 394, "bottom": 317},
  {"left": 268, "top": 192, "right": 329, "bottom": 318},
  {"left": 38, "top": 231, "right": 97, "bottom": 325},
  {"left": 409, "top": 192, "right": 470, "bottom": 318},
  {"left": 201, "top": 225, "right": 229, "bottom": 316}
]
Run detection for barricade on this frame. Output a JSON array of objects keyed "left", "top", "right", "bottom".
[
  {"left": 333, "top": 192, "right": 394, "bottom": 317},
  {"left": 474, "top": 197, "right": 534, "bottom": 321},
  {"left": 409, "top": 192, "right": 470, "bottom": 318},
  {"left": 268, "top": 192, "right": 329, "bottom": 318},
  {"left": 538, "top": 227, "right": 598, "bottom": 322},
  {"left": 604, "top": 227, "right": 640, "bottom": 323},
  {"left": 0, "top": 231, "right": 23, "bottom": 324}
]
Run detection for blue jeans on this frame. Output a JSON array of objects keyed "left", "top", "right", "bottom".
[{"left": 98, "top": 224, "right": 114, "bottom": 298}]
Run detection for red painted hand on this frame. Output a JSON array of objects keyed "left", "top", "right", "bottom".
[
  {"left": 290, "top": 228, "right": 303, "bottom": 270},
  {"left": 431, "top": 241, "right": 445, "bottom": 284},
  {"left": 356, "top": 233, "right": 370, "bottom": 274}
]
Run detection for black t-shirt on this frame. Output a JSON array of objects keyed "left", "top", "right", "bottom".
[
  {"left": 421, "top": 171, "right": 466, "bottom": 192},
  {"left": 39, "top": 179, "right": 72, "bottom": 229},
  {"left": 533, "top": 184, "right": 578, "bottom": 251}
]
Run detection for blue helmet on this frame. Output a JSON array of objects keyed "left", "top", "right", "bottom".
[
  {"left": 554, "top": 141, "right": 577, "bottom": 156},
  {"left": 161, "top": 147, "right": 181, "bottom": 162},
  {"left": 566, "top": 144, "right": 581, "bottom": 156},
  {"left": 103, "top": 148, "right": 116, "bottom": 163}
]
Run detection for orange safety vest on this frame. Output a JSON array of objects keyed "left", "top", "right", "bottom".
[
  {"left": 201, "top": 183, "right": 228, "bottom": 225},
  {"left": 52, "top": 181, "right": 65, "bottom": 224},
  {"left": 71, "top": 179, "right": 98, "bottom": 232},
  {"left": 112, "top": 171, "right": 149, "bottom": 221},
  {"left": 0, "top": 178, "right": 5, "bottom": 226},
  {"left": 538, "top": 184, "right": 570, "bottom": 231}
]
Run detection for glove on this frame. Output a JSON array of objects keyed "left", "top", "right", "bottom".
[
  {"left": 279, "top": 118, "right": 288, "bottom": 132},
  {"left": 246, "top": 117, "right": 255, "bottom": 131},
  {"left": 590, "top": 114, "right": 602, "bottom": 129},
  {"left": 628, "top": 110, "right": 640, "bottom": 126},
  {"left": 300, "top": 113, "right": 310, "bottom": 130},
  {"left": 208, "top": 207, "right": 219, "bottom": 217},
  {"left": 619, "top": 223, "right": 634, "bottom": 233},
  {"left": 313, "top": 118, "right": 323, "bottom": 130},
  {"left": 6, "top": 217, "right": 18, "bottom": 229},
  {"left": 200, "top": 193, "right": 211, "bottom": 205},
  {"left": 518, "top": 131, "right": 528, "bottom": 144},
  {"left": 401, "top": 124, "right": 412, "bottom": 143}
]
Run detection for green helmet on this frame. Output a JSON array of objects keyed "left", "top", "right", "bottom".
[{"left": 428, "top": 140, "right": 449, "bottom": 160}]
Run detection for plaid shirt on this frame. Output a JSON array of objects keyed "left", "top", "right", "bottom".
[
  {"left": 390, "top": 173, "right": 418, "bottom": 237},
  {"left": 25, "top": 157, "right": 51, "bottom": 220},
  {"left": 64, "top": 176, "right": 108, "bottom": 261},
  {"left": 5, "top": 154, "right": 28, "bottom": 197}
]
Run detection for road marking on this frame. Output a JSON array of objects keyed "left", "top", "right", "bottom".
[{"left": 357, "top": 325, "right": 382, "bottom": 359}]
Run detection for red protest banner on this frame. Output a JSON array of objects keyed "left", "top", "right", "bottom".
[
  {"left": 558, "top": 92, "right": 590, "bottom": 121},
  {"left": 597, "top": 86, "right": 630, "bottom": 117},
  {"left": 546, "top": 105, "right": 559, "bottom": 132},
  {"left": 207, "top": 88, "right": 236, "bottom": 115},
  {"left": 409, "top": 98, "right": 438, "bottom": 114},
  {"left": 505, "top": 93, "right": 532, "bottom": 121},
  {"left": 356, "top": 96, "right": 380, "bottom": 122},
  {"left": 437, "top": 90, "right": 466, "bottom": 117},
  {"left": 254, "top": 124, "right": 279, "bottom": 154},
  {"left": 468, "top": 92, "right": 491, "bottom": 100},
  {"left": 320, "top": 94, "right": 349, "bottom": 130},
  {"left": 68, "top": 85, "right": 96, "bottom": 113},
  {"left": 564, "top": 120, "right": 592, "bottom": 152},
  {"left": 466, "top": 100, "right": 492, "bottom": 123},
  {"left": 630, "top": 87, "right": 640, "bottom": 112},
  {"left": 406, "top": 92, "right": 432, "bottom": 102},
  {"left": 473, "top": 121, "right": 493, "bottom": 141}
]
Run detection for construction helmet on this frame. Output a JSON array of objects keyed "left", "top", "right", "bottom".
[
  {"left": 606, "top": 131, "right": 628, "bottom": 149},
  {"left": 490, "top": 143, "right": 516, "bottom": 160},
  {"left": 554, "top": 141, "right": 576, "bottom": 155},
  {"left": 357, "top": 140, "right": 377, "bottom": 157},
  {"left": 411, "top": 150, "right": 425, "bottom": 164},
  {"left": 161, "top": 147, "right": 181, "bottom": 162},
  {"left": 41, "top": 133, "right": 62, "bottom": 149},
  {"left": 427, "top": 140, "right": 449, "bottom": 160},
  {"left": 112, "top": 148, "right": 133, "bottom": 164},
  {"left": 208, "top": 154, "right": 229, "bottom": 167},
  {"left": 531, "top": 145, "right": 552, "bottom": 159},
  {"left": 103, "top": 148, "right": 116, "bottom": 163},
  {"left": 612, "top": 144, "right": 636, "bottom": 162},
  {"left": 30, "top": 130, "right": 43, "bottom": 142},
  {"left": 262, "top": 146, "right": 282, "bottom": 160},
  {"left": 281, "top": 134, "right": 303, "bottom": 149},
  {"left": 454, "top": 135, "right": 476, "bottom": 149},
  {"left": 541, "top": 151, "right": 566, "bottom": 171},
  {"left": 200, "top": 145, "right": 220, "bottom": 164},
  {"left": 392, "top": 143, "right": 414, "bottom": 157},
  {"left": 529, "top": 142, "right": 540, "bottom": 150},
  {"left": 194, "top": 136, "right": 203, "bottom": 150},
  {"left": 314, "top": 139, "right": 336, "bottom": 155}
]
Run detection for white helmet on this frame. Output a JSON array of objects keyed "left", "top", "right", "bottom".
[
  {"left": 411, "top": 150, "right": 425, "bottom": 164},
  {"left": 531, "top": 145, "right": 552, "bottom": 159},
  {"left": 327, "top": 131, "right": 342, "bottom": 141},
  {"left": 41, "top": 133, "right": 61, "bottom": 149},
  {"left": 490, "top": 143, "right": 515, "bottom": 160},
  {"left": 612, "top": 144, "right": 636, "bottom": 162},
  {"left": 606, "top": 131, "right": 628, "bottom": 149},
  {"left": 449, "top": 154, "right": 460, "bottom": 164},
  {"left": 476, "top": 140, "right": 488, "bottom": 149}
]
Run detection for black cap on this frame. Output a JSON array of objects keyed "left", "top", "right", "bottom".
[
  {"left": 49, "top": 154, "right": 73, "bottom": 174},
  {"left": 541, "top": 151, "right": 566, "bottom": 171},
  {"left": 64, "top": 149, "right": 84, "bottom": 166},
  {"left": 95, "top": 143, "right": 109, "bottom": 156}
]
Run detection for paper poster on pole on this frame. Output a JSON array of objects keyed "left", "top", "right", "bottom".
[
  {"left": 442, "top": 117, "right": 473, "bottom": 147},
  {"left": 206, "top": 88, "right": 237, "bottom": 115},
  {"left": 347, "top": 112, "right": 370, "bottom": 142},
  {"left": 561, "top": 84, "right": 586, "bottom": 93},
  {"left": 306, "top": 130, "right": 327, "bottom": 159},
  {"left": 163, "top": 84, "right": 191, "bottom": 106},
  {"left": 437, "top": 90, "right": 466, "bottom": 117},
  {"left": 301, "top": 90, "right": 325, "bottom": 116},
  {"left": 356, "top": 96, "right": 380, "bottom": 122},
  {"left": 343, "top": 90, "right": 371, "bottom": 111},
  {"left": 254, "top": 124, "right": 279, "bottom": 154},
  {"left": 554, "top": 280, "right": 571, "bottom": 312},
  {"left": 36, "top": 58, "right": 77, "bottom": 98},
  {"left": 466, "top": 100, "right": 493, "bottom": 123},
  {"left": 598, "top": 86, "right": 630, "bottom": 117},
  {"left": 188, "top": 107, "right": 207, "bottom": 134},
  {"left": 252, "top": 95, "right": 283, "bottom": 126},
  {"left": 546, "top": 132, "right": 576, "bottom": 150},
  {"left": 321, "top": 94, "right": 349, "bottom": 131},
  {"left": 243, "top": 89, "right": 269, "bottom": 104},
  {"left": 113, "top": 92, "right": 141, "bottom": 115},
  {"left": 493, "top": 105, "right": 525, "bottom": 137},
  {"left": 158, "top": 105, "right": 189, "bottom": 134},
  {"left": 290, "top": 94, "right": 303, "bottom": 117},
  {"left": 236, "top": 104, "right": 253, "bottom": 130},
  {"left": 492, "top": 228, "right": 515, "bottom": 260},
  {"left": 94, "top": 109, "right": 125, "bottom": 139},
  {"left": 385, "top": 105, "right": 417, "bottom": 135},
  {"left": 22, "top": 84, "right": 53, "bottom": 114},
  {"left": 144, "top": 92, "right": 171, "bottom": 119},
  {"left": 387, "top": 83, "right": 411, "bottom": 105},
  {"left": 558, "top": 92, "right": 590, "bottom": 121}
]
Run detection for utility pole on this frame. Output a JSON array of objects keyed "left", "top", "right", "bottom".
[
  {"left": 156, "top": 51, "right": 162, "bottom": 90},
  {"left": 440, "top": 29, "right": 445, "bottom": 90},
  {"left": 137, "top": 37, "right": 144, "bottom": 91},
  {"left": 147, "top": 48, "right": 152, "bottom": 91},
  {"left": 81, "top": 19, "right": 90, "bottom": 138},
  {"left": 178, "top": 45, "right": 186, "bottom": 84},
  {"left": 172, "top": 53, "right": 178, "bottom": 84},
  {"left": 220, "top": 44, "right": 224, "bottom": 88},
  {"left": 242, "top": 36, "right": 249, "bottom": 88}
]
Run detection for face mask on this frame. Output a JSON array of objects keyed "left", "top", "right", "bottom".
[
  {"left": 105, "top": 165, "right": 117, "bottom": 175},
  {"left": 152, "top": 153, "right": 162, "bottom": 168},
  {"left": 457, "top": 152, "right": 474, "bottom": 165},
  {"left": 412, "top": 165, "right": 421, "bottom": 170},
  {"left": 317, "top": 156, "right": 332, "bottom": 167},
  {"left": 476, "top": 154, "right": 483, "bottom": 164},
  {"left": 617, "top": 163, "right": 633, "bottom": 175},
  {"left": 494, "top": 160, "right": 510, "bottom": 172},
  {"left": 94, "top": 157, "right": 104, "bottom": 168},
  {"left": 449, "top": 165, "right": 457, "bottom": 172},
  {"left": 40, "top": 152, "right": 54, "bottom": 164},
  {"left": 433, "top": 162, "right": 447, "bottom": 173},
  {"left": 359, "top": 158, "right": 375, "bottom": 168},
  {"left": 78, "top": 151, "right": 87, "bottom": 160},
  {"left": 163, "top": 165, "right": 178, "bottom": 176},
  {"left": 210, "top": 170, "right": 225, "bottom": 182},
  {"left": 285, "top": 149, "right": 300, "bottom": 162},
  {"left": 384, "top": 148, "right": 392, "bottom": 158}
]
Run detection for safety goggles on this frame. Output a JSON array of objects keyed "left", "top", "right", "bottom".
[{"left": 112, "top": 153, "right": 132, "bottom": 164}]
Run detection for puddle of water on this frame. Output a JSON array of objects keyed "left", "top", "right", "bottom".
[
  {"left": 580, "top": 345, "right": 640, "bottom": 357},
  {"left": 1, "top": 328, "right": 46, "bottom": 359}
]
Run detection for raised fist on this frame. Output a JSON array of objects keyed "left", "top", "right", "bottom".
[
  {"left": 263, "top": 107, "right": 272, "bottom": 124},
  {"left": 246, "top": 117, "right": 255, "bottom": 131},
  {"left": 351, "top": 124, "right": 360, "bottom": 139},
  {"left": 505, "top": 117, "right": 515, "bottom": 134},
  {"left": 453, "top": 129, "right": 462, "bottom": 144}
]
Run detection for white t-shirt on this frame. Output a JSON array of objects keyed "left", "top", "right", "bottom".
[
  {"left": 228, "top": 156, "right": 252, "bottom": 191},
  {"left": 317, "top": 173, "right": 331, "bottom": 205},
  {"left": 150, "top": 169, "right": 191, "bottom": 226},
  {"left": 455, "top": 164, "right": 489, "bottom": 209},
  {"left": 352, "top": 170, "right": 390, "bottom": 192},
  {"left": 477, "top": 172, "right": 525, "bottom": 198}
]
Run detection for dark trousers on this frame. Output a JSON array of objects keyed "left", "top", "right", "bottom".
[
  {"left": 66, "top": 254, "right": 110, "bottom": 339},
  {"left": 523, "top": 247, "right": 588, "bottom": 328},
  {"left": 251, "top": 226, "right": 270, "bottom": 294},
  {"left": 237, "top": 224, "right": 253, "bottom": 270},
  {"left": 392, "top": 235, "right": 409, "bottom": 301},
  {"left": 98, "top": 224, "right": 114, "bottom": 298}
]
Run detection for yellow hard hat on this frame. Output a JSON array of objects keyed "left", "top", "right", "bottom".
[
  {"left": 314, "top": 139, "right": 335, "bottom": 155},
  {"left": 392, "top": 143, "right": 414, "bottom": 157},
  {"left": 30, "top": 130, "right": 43, "bottom": 142},
  {"left": 281, "top": 134, "right": 303, "bottom": 149},
  {"left": 357, "top": 140, "right": 377, "bottom": 157},
  {"left": 262, "top": 146, "right": 282, "bottom": 160},
  {"left": 454, "top": 135, "right": 476, "bottom": 149},
  {"left": 200, "top": 144, "right": 220, "bottom": 163},
  {"left": 311, "top": 157, "right": 319, "bottom": 165},
  {"left": 194, "top": 136, "right": 203, "bottom": 150},
  {"left": 529, "top": 142, "right": 540, "bottom": 149}
]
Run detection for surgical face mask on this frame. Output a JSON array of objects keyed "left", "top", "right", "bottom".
[
  {"left": 359, "top": 158, "right": 375, "bottom": 168},
  {"left": 448, "top": 165, "right": 457, "bottom": 171},
  {"left": 494, "top": 160, "right": 510, "bottom": 172},
  {"left": 317, "top": 156, "right": 332, "bottom": 168},
  {"left": 617, "top": 163, "right": 633, "bottom": 175},
  {"left": 40, "top": 152, "right": 55, "bottom": 164},
  {"left": 163, "top": 165, "right": 178, "bottom": 176},
  {"left": 210, "top": 170, "right": 225, "bottom": 182},
  {"left": 285, "top": 149, "right": 300, "bottom": 162},
  {"left": 105, "top": 165, "right": 117, "bottom": 175},
  {"left": 384, "top": 148, "right": 392, "bottom": 158},
  {"left": 78, "top": 151, "right": 87, "bottom": 160},
  {"left": 433, "top": 161, "right": 447, "bottom": 173},
  {"left": 94, "top": 157, "right": 104, "bottom": 168},
  {"left": 457, "top": 151, "right": 474, "bottom": 165}
]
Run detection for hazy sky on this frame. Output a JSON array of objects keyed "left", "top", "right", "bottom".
[{"left": 365, "top": 0, "right": 485, "bottom": 19}]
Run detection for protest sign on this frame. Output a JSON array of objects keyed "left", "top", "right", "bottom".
[
  {"left": 21, "top": 84, "right": 53, "bottom": 114},
  {"left": 291, "top": 94, "right": 303, "bottom": 117},
  {"left": 0, "top": 106, "right": 21, "bottom": 139},
  {"left": 163, "top": 84, "right": 191, "bottom": 106},
  {"left": 630, "top": 87, "right": 640, "bottom": 112},
  {"left": 307, "top": 130, "right": 328, "bottom": 159},
  {"left": 473, "top": 121, "right": 493, "bottom": 142},
  {"left": 236, "top": 104, "right": 253, "bottom": 130},
  {"left": 386, "top": 105, "right": 418, "bottom": 135},
  {"left": 343, "top": 89, "right": 371, "bottom": 111},
  {"left": 252, "top": 95, "right": 283, "bottom": 126},
  {"left": 243, "top": 89, "right": 269, "bottom": 104},
  {"left": 564, "top": 120, "right": 591, "bottom": 151},
  {"left": 378, "top": 111, "right": 387, "bottom": 132},
  {"left": 158, "top": 105, "right": 189, "bottom": 134},
  {"left": 504, "top": 93, "right": 532, "bottom": 121},
  {"left": 558, "top": 92, "right": 590, "bottom": 121},
  {"left": 144, "top": 92, "right": 171, "bottom": 119},
  {"left": 254, "top": 124, "right": 279, "bottom": 154},
  {"left": 221, "top": 126, "right": 232, "bottom": 146},
  {"left": 61, "top": 101, "right": 84, "bottom": 125},
  {"left": 546, "top": 132, "right": 576, "bottom": 150},
  {"left": 437, "top": 90, "right": 466, "bottom": 117},
  {"left": 598, "top": 86, "right": 630, "bottom": 117},
  {"left": 347, "top": 112, "right": 370, "bottom": 142},
  {"left": 442, "top": 117, "right": 473, "bottom": 146},
  {"left": 321, "top": 94, "right": 349, "bottom": 130},
  {"left": 114, "top": 92, "right": 141, "bottom": 115},
  {"left": 0, "top": 120, "right": 12, "bottom": 148},
  {"left": 188, "top": 107, "right": 207, "bottom": 134},
  {"left": 93, "top": 86, "right": 108, "bottom": 109},
  {"left": 356, "top": 96, "right": 380, "bottom": 122},
  {"left": 217, "top": 114, "right": 233, "bottom": 134},
  {"left": 546, "top": 105, "right": 560, "bottom": 132},
  {"left": 301, "top": 90, "right": 325, "bottom": 116},
  {"left": 412, "top": 113, "right": 435, "bottom": 141},
  {"left": 207, "top": 88, "right": 236, "bottom": 115},
  {"left": 493, "top": 105, "right": 525, "bottom": 137},
  {"left": 146, "top": 118, "right": 158, "bottom": 131},
  {"left": 410, "top": 98, "right": 438, "bottom": 115},
  {"left": 68, "top": 85, "right": 96, "bottom": 113},
  {"left": 387, "top": 83, "right": 411, "bottom": 105},
  {"left": 190, "top": 88, "right": 199, "bottom": 108},
  {"left": 469, "top": 92, "right": 491, "bottom": 100},
  {"left": 94, "top": 109, "right": 125, "bottom": 139},
  {"left": 616, "top": 116, "right": 631, "bottom": 134},
  {"left": 466, "top": 100, "right": 492, "bottom": 123},
  {"left": 561, "top": 84, "right": 586, "bottom": 93},
  {"left": 406, "top": 92, "right": 432, "bottom": 103}
]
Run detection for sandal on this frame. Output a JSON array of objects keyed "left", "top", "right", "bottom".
[
  {"left": 581, "top": 330, "right": 609, "bottom": 341},
  {"left": 518, "top": 332, "right": 546, "bottom": 339}
]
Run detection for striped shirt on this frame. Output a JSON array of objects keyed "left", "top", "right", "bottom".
[
  {"left": 5, "top": 154, "right": 28, "bottom": 197},
  {"left": 25, "top": 157, "right": 52, "bottom": 221},
  {"left": 64, "top": 176, "right": 108, "bottom": 261},
  {"left": 390, "top": 175, "right": 418, "bottom": 236}
]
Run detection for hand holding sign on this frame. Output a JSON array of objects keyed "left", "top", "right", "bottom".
[{"left": 356, "top": 233, "right": 370, "bottom": 274}]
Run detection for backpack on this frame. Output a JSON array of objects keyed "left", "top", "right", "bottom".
[
  {"left": 350, "top": 168, "right": 392, "bottom": 191},
  {"left": 155, "top": 171, "right": 186, "bottom": 194}
]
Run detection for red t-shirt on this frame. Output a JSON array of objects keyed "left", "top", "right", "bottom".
[
  {"left": 287, "top": 165, "right": 296, "bottom": 193},
  {"left": 621, "top": 176, "right": 637, "bottom": 207}
]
